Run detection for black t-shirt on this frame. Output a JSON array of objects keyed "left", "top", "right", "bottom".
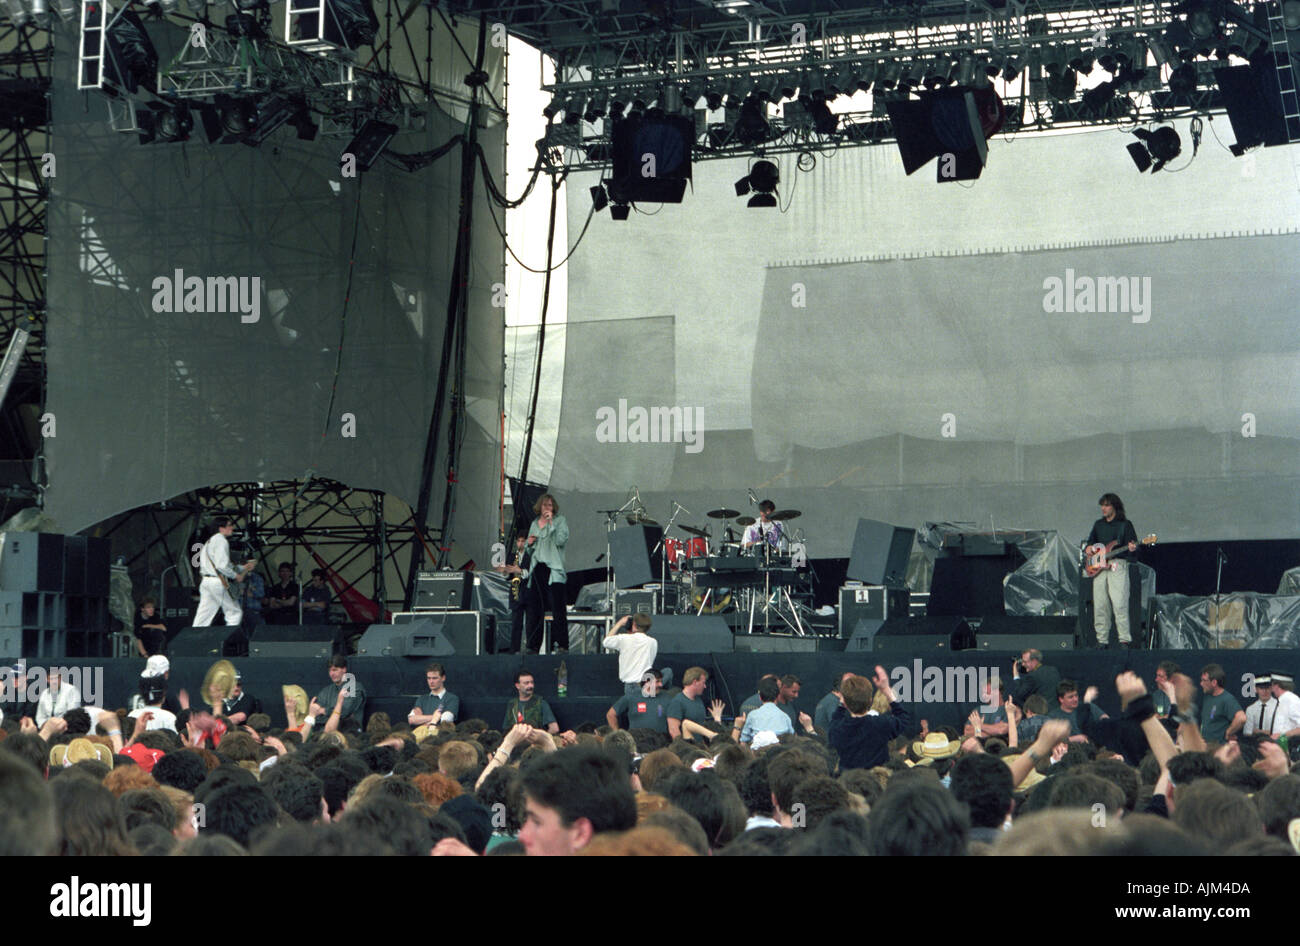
[
  {"left": 269, "top": 581, "right": 300, "bottom": 605},
  {"left": 1086, "top": 518, "right": 1138, "bottom": 561},
  {"left": 134, "top": 611, "right": 168, "bottom": 654}
]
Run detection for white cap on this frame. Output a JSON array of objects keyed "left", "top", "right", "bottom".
[
  {"left": 750, "top": 731, "right": 781, "bottom": 751},
  {"left": 144, "top": 655, "right": 170, "bottom": 678}
]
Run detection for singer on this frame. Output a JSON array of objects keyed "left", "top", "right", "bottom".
[
  {"left": 522, "top": 493, "right": 569, "bottom": 654},
  {"left": 742, "top": 500, "right": 784, "bottom": 553}
]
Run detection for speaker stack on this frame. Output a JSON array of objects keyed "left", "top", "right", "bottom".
[{"left": 0, "top": 532, "right": 111, "bottom": 658}]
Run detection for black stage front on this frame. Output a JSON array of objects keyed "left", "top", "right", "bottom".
[{"left": 26, "top": 647, "right": 1290, "bottom": 734}]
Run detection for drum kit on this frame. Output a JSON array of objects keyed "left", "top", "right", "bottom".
[{"left": 599, "top": 491, "right": 814, "bottom": 633}]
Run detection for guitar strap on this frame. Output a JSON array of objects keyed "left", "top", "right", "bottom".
[{"left": 202, "top": 539, "right": 234, "bottom": 599}]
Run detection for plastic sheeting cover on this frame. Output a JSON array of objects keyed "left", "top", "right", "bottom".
[{"left": 1152, "top": 593, "right": 1300, "bottom": 649}]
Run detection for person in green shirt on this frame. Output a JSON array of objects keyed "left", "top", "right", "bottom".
[
  {"left": 1198, "top": 663, "right": 1245, "bottom": 745},
  {"left": 502, "top": 669, "right": 559, "bottom": 733}
]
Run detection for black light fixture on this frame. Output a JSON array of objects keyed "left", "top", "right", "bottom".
[
  {"left": 589, "top": 184, "right": 609, "bottom": 212},
  {"left": 138, "top": 101, "right": 193, "bottom": 144},
  {"left": 610, "top": 203, "right": 630, "bottom": 220},
  {"left": 293, "top": 0, "right": 379, "bottom": 50},
  {"left": 734, "top": 159, "right": 779, "bottom": 208},
  {"left": 202, "top": 94, "right": 257, "bottom": 143},
  {"left": 342, "top": 118, "right": 399, "bottom": 172},
  {"left": 96, "top": 5, "right": 159, "bottom": 94},
  {"left": 1127, "top": 125, "right": 1181, "bottom": 172},
  {"left": 733, "top": 95, "right": 771, "bottom": 145},
  {"left": 242, "top": 94, "right": 298, "bottom": 147}
]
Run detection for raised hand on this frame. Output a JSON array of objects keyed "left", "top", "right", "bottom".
[
  {"left": 709, "top": 699, "right": 725, "bottom": 723},
  {"left": 1115, "top": 671, "right": 1146, "bottom": 707}
]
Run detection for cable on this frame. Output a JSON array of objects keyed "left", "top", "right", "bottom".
[
  {"left": 481, "top": 183, "right": 598, "bottom": 274},
  {"left": 319, "top": 170, "right": 364, "bottom": 445}
]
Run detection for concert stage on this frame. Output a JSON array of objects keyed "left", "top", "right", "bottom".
[{"left": 27, "top": 643, "right": 1292, "bottom": 735}]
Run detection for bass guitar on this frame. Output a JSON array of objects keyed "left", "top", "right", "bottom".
[{"left": 1083, "top": 535, "right": 1157, "bottom": 577}]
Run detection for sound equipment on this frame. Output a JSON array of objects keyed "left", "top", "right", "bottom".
[
  {"left": 63, "top": 535, "right": 86, "bottom": 595},
  {"left": 86, "top": 538, "right": 111, "bottom": 597},
  {"left": 613, "top": 588, "right": 657, "bottom": 620},
  {"left": 845, "top": 618, "right": 885, "bottom": 652},
  {"left": 887, "top": 88, "right": 990, "bottom": 182},
  {"left": 359, "top": 611, "right": 482, "bottom": 656},
  {"left": 250, "top": 625, "right": 340, "bottom": 659},
  {"left": 928, "top": 551, "right": 1025, "bottom": 617},
  {"left": 642, "top": 614, "right": 733, "bottom": 654},
  {"left": 168, "top": 625, "right": 243, "bottom": 658},
  {"left": 0, "top": 626, "right": 19, "bottom": 657},
  {"left": 0, "top": 532, "right": 64, "bottom": 592},
  {"left": 908, "top": 592, "right": 930, "bottom": 617},
  {"left": 838, "top": 584, "right": 911, "bottom": 637},
  {"left": 846, "top": 519, "right": 914, "bottom": 587},
  {"left": 413, "top": 570, "right": 475, "bottom": 611},
  {"left": 611, "top": 524, "right": 664, "bottom": 588},
  {"left": 162, "top": 586, "right": 195, "bottom": 633},
  {"left": 973, "top": 616, "right": 1077, "bottom": 653},
  {"left": 863, "top": 616, "right": 975, "bottom": 653}
]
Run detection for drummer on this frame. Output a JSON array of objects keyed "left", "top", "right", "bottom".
[{"left": 742, "top": 500, "right": 785, "bottom": 554}]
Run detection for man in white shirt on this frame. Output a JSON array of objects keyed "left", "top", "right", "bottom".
[
  {"left": 1269, "top": 671, "right": 1300, "bottom": 743},
  {"left": 193, "top": 517, "right": 252, "bottom": 627},
  {"left": 603, "top": 613, "right": 659, "bottom": 696},
  {"left": 1243, "top": 673, "right": 1275, "bottom": 736},
  {"left": 742, "top": 500, "right": 785, "bottom": 555},
  {"left": 35, "top": 669, "right": 82, "bottom": 727}
]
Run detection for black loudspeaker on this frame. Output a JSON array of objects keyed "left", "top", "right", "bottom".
[
  {"left": 846, "top": 519, "right": 914, "bottom": 586},
  {"left": 610, "top": 114, "right": 693, "bottom": 204},
  {"left": 846, "top": 618, "right": 885, "bottom": 652},
  {"left": 250, "top": 625, "right": 339, "bottom": 659},
  {"left": 168, "top": 625, "right": 242, "bottom": 658},
  {"left": 886, "top": 88, "right": 990, "bottom": 181},
  {"left": 162, "top": 586, "right": 196, "bottom": 633},
  {"left": 63, "top": 535, "right": 86, "bottom": 595},
  {"left": 611, "top": 524, "right": 664, "bottom": 588},
  {"left": 869, "top": 616, "right": 974, "bottom": 652},
  {"left": 413, "top": 570, "right": 474, "bottom": 610},
  {"left": 644, "top": 614, "right": 733, "bottom": 654},
  {"left": 359, "top": 612, "right": 481, "bottom": 656},
  {"left": 86, "top": 537, "right": 111, "bottom": 597},
  {"left": 0, "top": 532, "right": 64, "bottom": 592},
  {"left": 974, "top": 616, "right": 1077, "bottom": 652},
  {"left": 928, "top": 552, "right": 1024, "bottom": 617}
]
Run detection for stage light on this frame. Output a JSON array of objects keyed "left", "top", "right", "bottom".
[
  {"left": 660, "top": 84, "right": 682, "bottom": 114},
  {"left": 240, "top": 94, "right": 297, "bottom": 146},
  {"left": 1127, "top": 125, "right": 1181, "bottom": 172},
  {"left": 733, "top": 94, "right": 771, "bottom": 144},
  {"left": 705, "top": 83, "right": 724, "bottom": 110},
  {"left": 875, "top": 61, "right": 902, "bottom": 91},
  {"left": 291, "top": 105, "right": 318, "bottom": 141},
  {"left": 564, "top": 98, "right": 583, "bottom": 125},
  {"left": 855, "top": 62, "right": 877, "bottom": 93},
  {"left": 610, "top": 202, "right": 630, "bottom": 220},
  {"left": 138, "top": 101, "right": 193, "bottom": 144},
  {"left": 735, "top": 159, "right": 778, "bottom": 208},
  {"left": 1168, "top": 62, "right": 1198, "bottom": 95},
  {"left": 608, "top": 93, "right": 626, "bottom": 120},
  {"left": 590, "top": 183, "right": 609, "bottom": 212},
  {"left": 584, "top": 95, "right": 607, "bottom": 122},
  {"left": 829, "top": 64, "right": 855, "bottom": 98},
  {"left": 778, "top": 74, "right": 797, "bottom": 101},
  {"left": 543, "top": 95, "right": 564, "bottom": 119}
]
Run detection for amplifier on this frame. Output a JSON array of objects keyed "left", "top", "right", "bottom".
[
  {"left": 973, "top": 616, "right": 1077, "bottom": 653},
  {"left": 413, "top": 570, "right": 475, "bottom": 611},
  {"left": 613, "top": 588, "right": 657, "bottom": 620},
  {"left": 361, "top": 611, "right": 482, "bottom": 656},
  {"left": 839, "top": 584, "right": 910, "bottom": 638},
  {"left": 908, "top": 592, "right": 929, "bottom": 617}
]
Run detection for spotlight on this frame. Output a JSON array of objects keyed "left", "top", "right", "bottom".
[
  {"left": 564, "top": 98, "right": 583, "bottom": 125},
  {"left": 209, "top": 94, "right": 256, "bottom": 141},
  {"left": 291, "top": 106, "right": 318, "bottom": 141},
  {"left": 138, "top": 101, "right": 193, "bottom": 144},
  {"left": 735, "top": 159, "right": 779, "bottom": 208},
  {"left": 855, "top": 62, "right": 877, "bottom": 93},
  {"left": 705, "top": 84, "right": 724, "bottom": 110},
  {"left": 590, "top": 183, "right": 609, "bottom": 212},
  {"left": 733, "top": 95, "right": 771, "bottom": 144},
  {"left": 242, "top": 94, "right": 299, "bottom": 146},
  {"left": 543, "top": 95, "right": 564, "bottom": 119},
  {"left": 1127, "top": 125, "right": 1181, "bottom": 172},
  {"left": 585, "top": 95, "right": 607, "bottom": 122},
  {"left": 610, "top": 203, "right": 630, "bottom": 221},
  {"left": 1168, "top": 62, "right": 1198, "bottom": 95},
  {"left": 608, "top": 94, "right": 626, "bottom": 120}
]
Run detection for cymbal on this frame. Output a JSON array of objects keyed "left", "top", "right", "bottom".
[
  {"left": 678, "top": 524, "right": 709, "bottom": 538},
  {"left": 626, "top": 514, "right": 658, "bottom": 526},
  {"left": 770, "top": 509, "right": 802, "bottom": 521},
  {"left": 707, "top": 508, "right": 740, "bottom": 519},
  {"left": 735, "top": 516, "right": 756, "bottom": 526}
]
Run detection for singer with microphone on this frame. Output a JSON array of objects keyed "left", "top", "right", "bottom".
[
  {"left": 742, "top": 499, "right": 784, "bottom": 555},
  {"left": 511, "top": 493, "right": 569, "bottom": 654}
]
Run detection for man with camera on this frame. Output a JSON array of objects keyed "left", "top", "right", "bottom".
[{"left": 1008, "top": 648, "right": 1061, "bottom": 713}]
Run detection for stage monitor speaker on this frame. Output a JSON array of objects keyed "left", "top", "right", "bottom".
[
  {"left": 168, "top": 626, "right": 242, "bottom": 658},
  {"left": 974, "top": 616, "right": 1077, "bottom": 652},
  {"left": 358, "top": 611, "right": 482, "bottom": 656},
  {"left": 643, "top": 614, "right": 733, "bottom": 654},
  {"left": 611, "top": 524, "right": 664, "bottom": 589},
  {"left": 869, "top": 616, "right": 975, "bottom": 652},
  {"left": 845, "top": 618, "right": 885, "bottom": 652},
  {"left": 250, "top": 625, "right": 339, "bottom": 659},
  {"left": 846, "top": 519, "right": 914, "bottom": 586},
  {"left": 413, "top": 570, "right": 474, "bottom": 610}
]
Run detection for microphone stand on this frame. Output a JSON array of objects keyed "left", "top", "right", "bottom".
[
  {"left": 655, "top": 503, "right": 685, "bottom": 615},
  {"left": 1213, "top": 547, "right": 1228, "bottom": 649},
  {"left": 599, "top": 493, "right": 641, "bottom": 605}
]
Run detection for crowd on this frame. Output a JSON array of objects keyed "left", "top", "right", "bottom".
[{"left": 2, "top": 644, "right": 1299, "bottom": 857}]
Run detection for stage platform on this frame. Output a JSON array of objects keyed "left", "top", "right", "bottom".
[{"left": 13, "top": 648, "right": 1293, "bottom": 734}]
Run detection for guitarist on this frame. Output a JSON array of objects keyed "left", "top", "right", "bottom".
[
  {"left": 1084, "top": 494, "right": 1139, "bottom": 648},
  {"left": 194, "top": 516, "right": 255, "bottom": 627}
]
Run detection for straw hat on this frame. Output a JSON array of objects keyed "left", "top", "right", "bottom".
[
  {"left": 911, "top": 732, "right": 961, "bottom": 760},
  {"left": 1001, "top": 754, "right": 1048, "bottom": 791},
  {"left": 202, "top": 660, "right": 238, "bottom": 708},
  {"left": 50, "top": 737, "right": 114, "bottom": 769},
  {"left": 282, "top": 684, "right": 308, "bottom": 719}
]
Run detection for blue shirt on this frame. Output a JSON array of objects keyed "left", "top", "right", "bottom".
[
  {"left": 740, "top": 701, "right": 794, "bottom": 744},
  {"left": 527, "top": 515, "right": 569, "bottom": 584}
]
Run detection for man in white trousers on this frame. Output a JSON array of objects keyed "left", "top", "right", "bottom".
[{"left": 194, "top": 517, "right": 251, "bottom": 627}]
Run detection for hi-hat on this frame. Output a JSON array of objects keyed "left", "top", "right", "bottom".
[
  {"left": 735, "top": 516, "right": 756, "bottom": 526},
  {"left": 707, "top": 508, "right": 740, "bottom": 519},
  {"left": 626, "top": 513, "right": 658, "bottom": 526},
  {"left": 770, "top": 509, "right": 802, "bottom": 521},
  {"left": 678, "top": 524, "right": 709, "bottom": 537}
]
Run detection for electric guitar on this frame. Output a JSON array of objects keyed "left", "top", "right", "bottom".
[{"left": 1083, "top": 535, "right": 1156, "bottom": 577}]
